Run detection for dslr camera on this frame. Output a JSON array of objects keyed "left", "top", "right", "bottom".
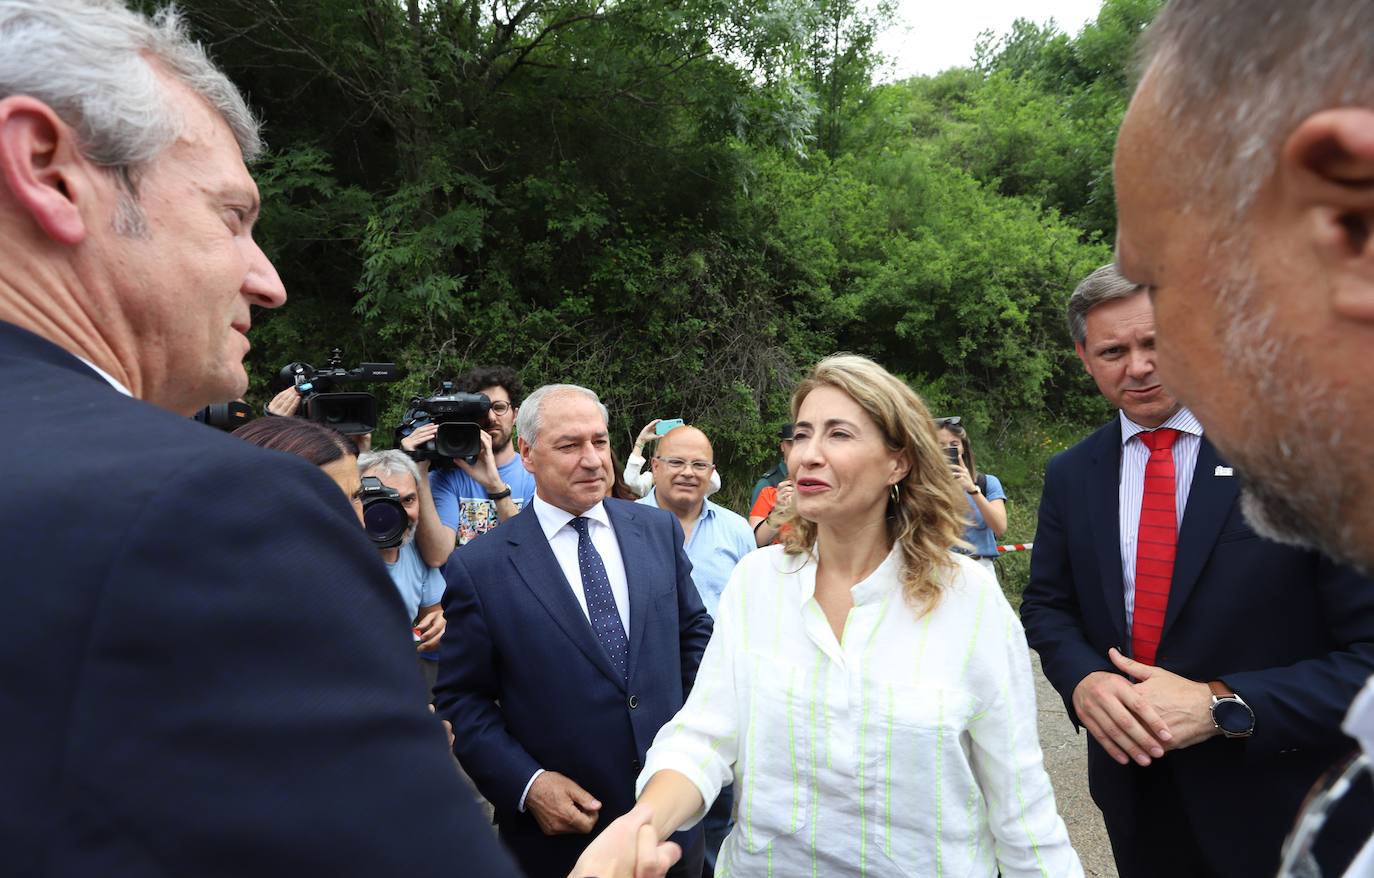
[
  {"left": 278, "top": 349, "right": 402, "bottom": 435},
  {"left": 395, "top": 381, "right": 492, "bottom": 470},
  {"left": 359, "top": 475, "right": 408, "bottom": 548}
]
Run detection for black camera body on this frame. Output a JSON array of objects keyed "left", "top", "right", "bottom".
[
  {"left": 396, "top": 382, "right": 492, "bottom": 469},
  {"left": 360, "top": 475, "right": 408, "bottom": 549},
  {"left": 194, "top": 400, "right": 253, "bottom": 431},
  {"left": 279, "top": 349, "right": 401, "bottom": 435}
]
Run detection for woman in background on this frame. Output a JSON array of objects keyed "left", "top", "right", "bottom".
[
  {"left": 233, "top": 417, "right": 362, "bottom": 522},
  {"left": 936, "top": 417, "right": 1008, "bottom": 579},
  {"left": 573, "top": 354, "right": 1080, "bottom": 878}
]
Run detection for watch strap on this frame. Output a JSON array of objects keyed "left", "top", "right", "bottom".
[{"left": 488, "top": 484, "right": 513, "bottom": 501}]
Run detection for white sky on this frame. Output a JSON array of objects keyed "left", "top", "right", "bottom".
[{"left": 874, "top": 0, "right": 1106, "bottom": 80}]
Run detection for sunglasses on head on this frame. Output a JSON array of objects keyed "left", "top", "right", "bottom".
[{"left": 935, "top": 416, "right": 961, "bottom": 428}]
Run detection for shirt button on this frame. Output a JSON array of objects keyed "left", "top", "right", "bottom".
[{"left": 628, "top": 694, "right": 640, "bottom": 709}]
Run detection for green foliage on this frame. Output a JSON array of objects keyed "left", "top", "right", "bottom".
[{"left": 165, "top": 0, "right": 1163, "bottom": 565}]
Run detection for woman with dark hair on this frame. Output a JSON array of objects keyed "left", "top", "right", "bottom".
[
  {"left": 605, "top": 445, "right": 639, "bottom": 501},
  {"left": 574, "top": 354, "right": 1080, "bottom": 878},
  {"left": 935, "top": 417, "right": 1008, "bottom": 578},
  {"left": 233, "top": 417, "right": 362, "bottom": 522}
]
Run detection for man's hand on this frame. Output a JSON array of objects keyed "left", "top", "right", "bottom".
[
  {"left": 527, "top": 771, "right": 601, "bottom": 835},
  {"left": 1072, "top": 664, "right": 1171, "bottom": 766},
  {"left": 401, "top": 422, "right": 438, "bottom": 473},
  {"left": 455, "top": 429, "right": 504, "bottom": 492},
  {"left": 414, "top": 605, "right": 446, "bottom": 653},
  {"left": 569, "top": 804, "right": 682, "bottom": 878},
  {"left": 266, "top": 386, "right": 302, "bottom": 417},
  {"left": 1109, "top": 648, "right": 1219, "bottom": 751},
  {"left": 429, "top": 704, "right": 455, "bottom": 749}
]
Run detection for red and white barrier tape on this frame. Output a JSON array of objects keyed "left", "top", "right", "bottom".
[{"left": 996, "top": 543, "right": 1033, "bottom": 554}]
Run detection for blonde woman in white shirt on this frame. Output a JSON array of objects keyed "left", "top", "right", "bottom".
[{"left": 573, "top": 354, "right": 1082, "bottom": 878}]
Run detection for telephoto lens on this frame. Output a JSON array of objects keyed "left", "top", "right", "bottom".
[{"left": 359, "top": 476, "right": 408, "bottom": 548}]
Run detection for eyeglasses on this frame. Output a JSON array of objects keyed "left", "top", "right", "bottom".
[
  {"left": 934, "top": 416, "right": 961, "bottom": 427},
  {"left": 489, "top": 401, "right": 512, "bottom": 415},
  {"left": 655, "top": 457, "right": 714, "bottom": 474}
]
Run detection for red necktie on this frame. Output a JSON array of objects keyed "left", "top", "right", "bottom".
[{"left": 1131, "top": 428, "right": 1181, "bottom": 666}]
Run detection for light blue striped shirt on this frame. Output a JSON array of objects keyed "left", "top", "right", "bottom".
[
  {"left": 1118, "top": 407, "right": 1204, "bottom": 631},
  {"left": 636, "top": 489, "right": 755, "bottom": 619}
]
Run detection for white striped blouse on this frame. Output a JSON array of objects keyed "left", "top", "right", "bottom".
[{"left": 638, "top": 543, "right": 1083, "bottom": 877}]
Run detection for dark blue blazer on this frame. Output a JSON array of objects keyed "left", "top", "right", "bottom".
[
  {"left": 1020, "top": 418, "right": 1374, "bottom": 875},
  {"left": 436, "top": 499, "right": 714, "bottom": 878},
  {"left": 0, "top": 321, "right": 519, "bottom": 877}
]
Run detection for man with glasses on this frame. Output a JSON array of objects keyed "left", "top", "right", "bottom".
[
  {"left": 637, "top": 423, "right": 753, "bottom": 876},
  {"left": 431, "top": 365, "right": 537, "bottom": 546}
]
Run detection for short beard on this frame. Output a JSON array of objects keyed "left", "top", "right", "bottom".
[
  {"left": 1214, "top": 258, "right": 1370, "bottom": 575},
  {"left": 491, "top": 434, "right": 512, "bottom": 456},
  {"left": 401, "top": 521, "right": 417, "bottom": 547}
]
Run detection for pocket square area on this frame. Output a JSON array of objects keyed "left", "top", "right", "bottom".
[{"left": 1215, "top": 465, "right": 1234, "bottom": 477}]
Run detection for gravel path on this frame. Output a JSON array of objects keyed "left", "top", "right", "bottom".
[{"left": 1030, "top": 651, "right": 1119, "bottom": 878}]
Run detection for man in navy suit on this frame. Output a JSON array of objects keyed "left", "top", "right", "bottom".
[
  {"left": 1020, "top": 265, "right": 1374, "bottom": 877},
  {"left": 437, "top": 383, "right": 714, "bottom": 878},
  {"left": 0, "top": 3, "right": 523, "bottom": 874}
]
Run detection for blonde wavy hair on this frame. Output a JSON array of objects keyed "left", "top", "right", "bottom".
[{"left": 780, "top": 354, "right": 971, "bottom": 614}]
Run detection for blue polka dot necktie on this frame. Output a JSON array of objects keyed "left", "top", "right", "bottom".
[{"left": 569, "top": 516, "right": 629, "bottom": 680}]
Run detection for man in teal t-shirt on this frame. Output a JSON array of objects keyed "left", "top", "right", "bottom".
[{"left": 430, "top": 366, "right": 537, "bottom": 546}]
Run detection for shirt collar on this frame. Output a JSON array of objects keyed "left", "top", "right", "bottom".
[
  {"left": 1119, "top": 406, "right": 1204, "bottom": 446},
  {"left": 532, "top": 493, "right": 611, "bottom": 541},
  {"left": 76, "top": 356, "right": 132, "bottom": 397},
  {"left": 638, "top": 488, "right": 714, "bottom": 523}
]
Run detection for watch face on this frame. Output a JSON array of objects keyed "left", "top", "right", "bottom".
[{"left": 1214, "top": 698, "right": 1253, "bottom": 735}]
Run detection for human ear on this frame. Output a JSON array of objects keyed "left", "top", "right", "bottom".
[
  {"left": 1074, "top": 341, "right": 1092, "bottom": 373},
  {"left": 1283, "top": 109, "right": 1374, "bottom": 322},
  {"left": 0, "top": 96, "right": 90, "bottom": 245}
]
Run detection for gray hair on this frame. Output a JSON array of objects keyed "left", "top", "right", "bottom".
[
  {"left": 0, "top": 1, "right": 262, "bottom": 185},
  {"left": 1139, "top": 0, "right": 1374, "bottom": 215},
  {"left": 358, "top": 449, "right": 421, "bottom": 488},
  {"left": 1067, "top": 264, "right": 1145, "bottom": 345},
  {"left": 516, "top": 384, "right": 609, "bottom": 447}
]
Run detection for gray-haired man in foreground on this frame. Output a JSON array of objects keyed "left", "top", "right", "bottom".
[{"left": 1113, "top": 1, "right": 1374, "bottom": 873}]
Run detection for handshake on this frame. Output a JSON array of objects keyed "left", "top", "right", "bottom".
[{"left": 568, "top": 805, "right": 681, "bottom": 878}]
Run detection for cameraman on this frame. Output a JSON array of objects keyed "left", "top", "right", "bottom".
[
  {"left": 358, "top": 450, "right": 447, "bottom": 681},
  {"left": 429, "top": 366, "right": 536, "bottom": 546},
  {"left": 266, "top": 385, "right": 373, "bottom": 451}
]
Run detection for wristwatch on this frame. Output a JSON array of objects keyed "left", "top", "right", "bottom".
[
  {"left": 488, "top": 484, "right": 513, "bottom": 501},
  {"left": 1208, "top": 680, "right": 1255, "bottom": 738},
  {"left": 967, "top": 486, "right": 982, "bottom": 496}
]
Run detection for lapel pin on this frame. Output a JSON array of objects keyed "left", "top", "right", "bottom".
[{"left": 1214, "top": 466, "right": 1234, "bottom": 477}]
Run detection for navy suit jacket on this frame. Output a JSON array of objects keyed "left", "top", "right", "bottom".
[
  {"left": 436, "top": 499, "right": 713, "bottom": 878},
  {"left": 0, "top": 321, "right": 519, "bottom": 877},
  {"left": 1020, "top": 418, "right": 1374, "bottom": 875}
]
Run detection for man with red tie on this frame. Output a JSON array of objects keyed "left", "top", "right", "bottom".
[{"left": 1020, "top": 264, "right": 1374, "bottom": 877}]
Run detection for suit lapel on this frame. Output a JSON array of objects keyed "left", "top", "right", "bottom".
[
  {"left": 606, "top": 500, "right": 652, "bottom": 683},
  {"left": 1161, "top": 437, "right": 1237, "bottom": 643},
  {"left": 505, "top": 509, "right": 626, "bottom": 690},
  {"left": 1088, "top": 422, "right": 1129, "bottom": 649}
]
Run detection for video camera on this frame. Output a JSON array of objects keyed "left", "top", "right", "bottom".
[
  {"left": 359, "top": 476, "right": 408, "bottom": 548},
  {"left": 278, "top": 349, "right": 402, "bottom": 435},
  {"left": 395, "top": 381, "right": 492, "bottom": 470}
]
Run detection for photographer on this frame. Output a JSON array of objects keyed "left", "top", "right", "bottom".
[
  {"left": 429, "top": 366, "right": 536, "bottom": 546},
  {"left": 358, "top": 450, "right": 447, "bottom": 685}
]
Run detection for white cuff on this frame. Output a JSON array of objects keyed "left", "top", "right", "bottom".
[{"left": 518, "top": 768, "right": 544, "bottom": 812}]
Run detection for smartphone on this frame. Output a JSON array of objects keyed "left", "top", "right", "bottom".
[
  {"left": 945, "top": 445, "right": 961, "bottom": 466},
  {"left": 655, "top": 418, "right": 684, "bottom": 435}
]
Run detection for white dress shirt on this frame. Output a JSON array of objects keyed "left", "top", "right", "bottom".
[
  {"left": 639, "top": 543, "right": 1083, "bottom": 877},
  {"left": 520, "top": 494, "right": 632, "bottom": 810},
  {"left": 1342, "top": 680, "right": 1374, "bottom": 876},
  {"left": 76, "top": 356, "right": 132, "bottom": 396},
  {"left": 1117, "top": 407, "right": 1203, "bottom": 629},
  {"left": 531, "top": 494, "right": 629, "bottom": 634}
]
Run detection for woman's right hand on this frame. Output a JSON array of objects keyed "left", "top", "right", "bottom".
[
  {"left": 634, "top": 419, "right": 662, "bottom": 449},
  {"left": 568, "top": 804, "right": 680, "bottom": 878}
]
